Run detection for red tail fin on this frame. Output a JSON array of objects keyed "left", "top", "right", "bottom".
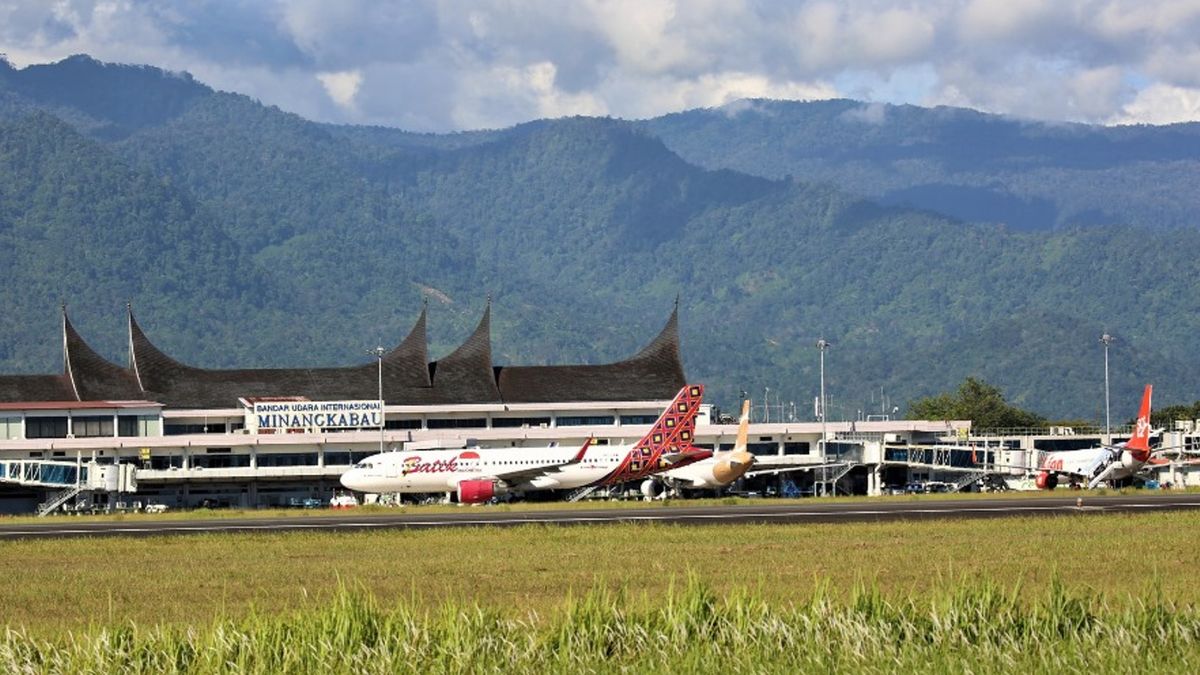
[
  {"left": 1125, "top": 384, "right": 1153, "bottom": 462},
  {"left": 600, "top": 384, "right": 704, "bottom": 484}
]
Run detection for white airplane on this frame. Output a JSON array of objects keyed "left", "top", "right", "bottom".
[
  {"left": 339, "top": 385, "right": 713, "bottom": 503},
  {"left": 1035, "top": 384, "right": 1154, "bottom": 489},
  {"left": 649, "top": 399, "right": 756, "bottom": 494}
]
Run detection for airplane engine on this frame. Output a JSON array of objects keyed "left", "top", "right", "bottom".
[
  {"left": 641, "top": 479, "right": 661, "bottom": 500},
  {"left": 1035, "top": 472, "right": 1057, "bottom": 490},
  {"left": 457, "top": 479, "right": 507, "bottom": 504},
  {"left": 1120, "top": 450, "right": 1140, "bottom": 470}
]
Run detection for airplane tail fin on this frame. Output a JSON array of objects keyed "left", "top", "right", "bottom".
[
  {"left": 731, "top": 399, "right": 750, "bottom": 454},
  {"left": 602, "top": 385, "right": 705, "bottom": 484},
  {"left": 1125, "top": 384, "right": 1153, "bottom": 462},
  {"left": 634, "top": 384, "right": 703, "bottom": 453}
]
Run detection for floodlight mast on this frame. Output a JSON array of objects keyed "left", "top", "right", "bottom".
[
  {"left": 816, "top": 338, "right": 830, "bottom": 496},
  {"left": 368, "top": 346, "right": 386, "bottom": 455},
  {"left": 1100, "top": 333, "right": 1115, "bottom": 444}
]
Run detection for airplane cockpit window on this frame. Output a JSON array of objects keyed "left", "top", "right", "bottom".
[{"left": 353, "top": 462, "right": 373, "bottom": 470}]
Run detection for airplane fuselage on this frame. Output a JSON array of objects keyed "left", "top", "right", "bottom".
[
  {"left": 341, "top": 446, "right": 627, "bottom": 494},
  {"left": 1038, "top": 447, "right": 1142, "bottom": 488}
]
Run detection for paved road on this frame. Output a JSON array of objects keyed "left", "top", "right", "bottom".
[{"left": 3, "top": 493, "right": 1199, "bottom": 540}]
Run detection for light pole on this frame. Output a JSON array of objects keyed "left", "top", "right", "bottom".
[
  {"left": 764, "top": 386, "right": 770, "bottom": 423},
  {"left": 368, "top": 346, "right": 386, "bottom": 455},
  {"left": 816, "top": 338, "right": 830, "bottom": 496},
  {"left": 1100, "top": 333, "right": 1115, "bottom": 443}
]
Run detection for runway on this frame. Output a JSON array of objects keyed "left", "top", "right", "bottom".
[{"left": 3, "top": 493, "right": 1199, "bottom": 540}]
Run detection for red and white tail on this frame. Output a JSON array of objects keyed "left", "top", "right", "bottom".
[
  {"left": 1125, "top": 384, "right": 1153, "bottom": 463},
  {"left": 600, "top": 384, "right": 707, "bottom": 485}
]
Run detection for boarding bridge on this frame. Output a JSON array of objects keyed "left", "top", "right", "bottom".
[
  {"left": 0, "top": 459, "right": 136, "bottom": 516},
  {"left": 876, "top": 443, "right": 1027, "bottom": 492}
]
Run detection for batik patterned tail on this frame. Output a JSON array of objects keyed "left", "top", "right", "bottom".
[{"left": 599, "top": 384, "right": 703, "bottom": 485}]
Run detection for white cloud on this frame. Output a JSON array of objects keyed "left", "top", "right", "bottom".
[
  {"left": 316, "top": 69, "right": 362, "bottom": 108},
  {"left": 2, "top": 0, "right": 1200, "bottom": 129},
  {"left": 1111, "top": 83, "right": 1200, "bottom": 125},
  {"left": 841, "top": 102, "right": 888, "bottom": 125}
]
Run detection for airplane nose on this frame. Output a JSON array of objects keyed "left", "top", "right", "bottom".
[{"left": 340, "top": 469, "right": 364, "bottom": 492}]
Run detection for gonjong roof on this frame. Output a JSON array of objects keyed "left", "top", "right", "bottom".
[{"left": 0, "top": 302, "right": 687, "bottom": 409}]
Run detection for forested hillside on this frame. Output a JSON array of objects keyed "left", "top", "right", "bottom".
[
  {"left": 642, "top": 99, "right": 1200, "bottom": 232},
  {"left": 1, "top": 55, "right": 1198, "bottom": 418}
]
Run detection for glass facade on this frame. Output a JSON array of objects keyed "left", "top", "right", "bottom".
[
  {"left": 556, "top": 416, "right": 615, "bottom": 427},
  {"left": 25, "top": 417, "right": 67, "bottom": 439}
]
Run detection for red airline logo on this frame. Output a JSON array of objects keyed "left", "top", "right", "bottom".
[{"left": 402, "top": 455, "right": 458, "bottom": 474}]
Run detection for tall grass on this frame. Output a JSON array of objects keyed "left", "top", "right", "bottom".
[{"left": 3, "top": 579, "right": 1198, "bottom": 673}]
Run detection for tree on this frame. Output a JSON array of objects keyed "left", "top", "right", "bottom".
[
  {"left": 1151, "top": 402, "right": 1200, "bottom": 429},
  {"left": 908, "top": 377, "right": 1046, "bottom": 429}
]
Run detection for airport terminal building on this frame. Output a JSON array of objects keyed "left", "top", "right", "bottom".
[
  {"left": 14, "top": 302, "right": 1195, "bottom": 514},
  {"left": 0, "top": 303, "right": 979, "bottom": 513}
]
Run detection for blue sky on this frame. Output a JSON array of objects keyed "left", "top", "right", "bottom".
[{"left": 3, "top": 0, "right": 1199, "bottom": 131}]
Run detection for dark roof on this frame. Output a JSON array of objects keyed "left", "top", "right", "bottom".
[
  {"left": 0, "top": 375, "right": 75, "bottom": 403},
  {"left": 0, "top": 302, "right": 688, "bottom": 408},
  {"left": 129, "top": 305, "right": 435, "bottom": 408},
  {"left": 496, "top": 306, "right": 685, "bottom": 403},
  {"left": 426, "top": 301, "right": 502, "bottom": 404},
  {"left": 63, "top": 311, "right": 143, "bottom": 401}
]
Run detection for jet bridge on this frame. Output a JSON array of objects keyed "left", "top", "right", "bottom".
[
  {"left": 0, "top": 459, "right": 136, "bottom": 516},
  {"left": 875, "top": 442, "right": 1026, "bottom": 492}
]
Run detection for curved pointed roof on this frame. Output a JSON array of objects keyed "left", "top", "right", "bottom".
[
  {"left": 127, "top": 305, "right": 434, "bottom": 408},
  {"left": 382, "top": 303, "right": 431, "bottom": 389},
  {"left": 1, "top": 301, "right": 688, "bottom": 408},
  {"left": 427, "top": 301, "right": 501, "bottom": 403},
  {"left": 496, "top": 304, "right": 686, "bottom": 403},
  {"left": 63, "top": 309, "right": 142, "bottom": 401}
]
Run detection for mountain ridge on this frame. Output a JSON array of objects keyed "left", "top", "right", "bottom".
[{"left": 1, "top": 55, "right": 1198, "bottom": 419}]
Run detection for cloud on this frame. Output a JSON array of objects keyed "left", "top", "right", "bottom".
[
  {"left": 1, "top": 1, "right": 1199, "bottom": 130},
  {"left": 316, "top": 69, "right": 362, "bottom": 108},
  {"left": 1112, "top": 83, "right": 1200, "bottom": 124},
  {"left": 841, "top": 102, "right": 888, "bottom": 125}
]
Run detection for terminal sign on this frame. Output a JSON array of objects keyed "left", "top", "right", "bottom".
[{"left": 251, "top": 400, "right": 383, "bottom": 431}]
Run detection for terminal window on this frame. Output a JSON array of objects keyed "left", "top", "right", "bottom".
[
  {"left": 619, "top": 415, "right": 659, "bottom": 425},
  {"left": 191, "top": 454, "right": 251, "bottom": 469},
  {"left": 747, "top": 442, "right": 777, "bottom": 456},
  {"left": 325, "top": 450, "right": 375, "bottom": 466},
  {"left": 73, "top": 415, "right": 114, "bottom": 438},
  {"left": 427, "top": 418, "right": 487, "bottom": 429},
  {"left": 257, "top": 452, "right": 319, "bottom": 467},
  {"left": 25, "top": 416, "right": 67, "bottom": 439},
  {"left": 556, "top": 416, "right": 615, "bottom": 427},
  {"left": 148, "top": 455, "right": 183, "bottom": 470},
  {"left": 492, "top": 417, "right": 551, "bottom": 428},
  {"left": 165, "top": 422, "right": 226, "bottom": 435}
]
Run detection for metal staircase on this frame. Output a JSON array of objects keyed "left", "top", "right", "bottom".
[
  {"left": 37, "top": 485, "right": 84, "bottom": 516},
  {"left": 566, "top": 485, "right": 603, "bottom": 502},
  {"left": 951, "top": 471, "right": 990, "bottom": 492},
  {"left": 815, "top": 463, "right": 853, "bottom": 496}
]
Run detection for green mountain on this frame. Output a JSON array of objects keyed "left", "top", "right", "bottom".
[
  {"left": 1, "top": 55, "right": 1198, "bottom": 420},
  {"left": 641, "top": 99, "right": 1200, "bottom": 232}
]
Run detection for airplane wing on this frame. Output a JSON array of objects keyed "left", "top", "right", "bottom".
[
  {"left": 478, "top": 438, "right": 593, "bottom": 483},
  {"left": 745, "top": 461, "right": 849, "bottom": 477}
]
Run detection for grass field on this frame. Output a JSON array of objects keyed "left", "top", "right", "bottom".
[
  {"left": 3, "top": 510, "right": 1199, "bottom": 637},
  {"left": 5, "top": 510, "right": 1200, "bottom": 672},
  {"left": 4, "top": 579, "right": 1200, "bottom": 673}
]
